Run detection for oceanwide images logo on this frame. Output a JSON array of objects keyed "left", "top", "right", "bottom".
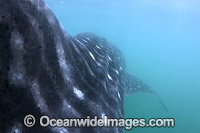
[{"left": 24, "top": 115, "right": 175, "bottom": 130}]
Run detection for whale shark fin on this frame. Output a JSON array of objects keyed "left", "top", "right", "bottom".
[{"left": 124, "top": 72, "right": 168, "bottom": 112}]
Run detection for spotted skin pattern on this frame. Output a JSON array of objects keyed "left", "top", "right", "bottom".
[{"left": 0, "top": 0, "right": 166, "bottom": 132}]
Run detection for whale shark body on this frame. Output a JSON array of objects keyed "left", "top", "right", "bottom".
[{"left": 0, "top": 0, "right": 167, "bottom": 132}]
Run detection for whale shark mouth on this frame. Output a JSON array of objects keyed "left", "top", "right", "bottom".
[{"left": 0, "top": 0, "right": 167, "bottom": 132}]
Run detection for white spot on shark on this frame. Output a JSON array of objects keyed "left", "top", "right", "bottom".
[
  {"left": 96, "top": 45, "right": 101, "bottom": 49},
  {"left": 87, "top": 51, "right": 102, "bottom": 66},
  {"left": 62, "top": 99, "right": 80, "bottom": 117},
  {"left": 86, "top": 37, "right": 91, "bottom": 41},
  {"left": 107, "top": 73, "right": 112, "bottom": 80},
  {"left": 108, "top": 56, "right": 112, "bottom": 61},
  {"left": 62, "top": 99, "right": 72, "bottom": 110},
  {"left": 73, "top": 87, "right": 84, "bottom": 100},
  {"left": 102, "top": 113, "right": 108, "bottom": 125},
  {"left": 101, "top": 113, "right": 106, "bottom": 119},
  {"left": 118, "top": 92, "right": 121, "bottom": 100},
  {"left": 115, "top": 70, "right": 119, "bottom": 75},
  {"left": 119, "top": 66, "right": 123, "bottom": 71},
  {"left": 89, "top": 51, "right": 95, "bottom": 61},
  {"left": 75, "top": 38, "right": 85, "bottom": 47},
  {"left": 67, "top": 104, "right": 71, "bottom": 109},
  {"left": 15, "top": 129, "right": 20, "bottom": 133},
  {"left": 10, "top": 124, "right": 22, "bottom": 133},
  {"left": 75, "top": 38, "right": 81, "bottom": 43},
  {"left": 12, "top": 73, "right": 23, "bottom": 83},
  {"left": 83, "top": 39, "right": 88, "bottom": 43}
]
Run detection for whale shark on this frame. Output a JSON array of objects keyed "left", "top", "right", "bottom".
[{"left": 0, "top": 0, "right": 167, "bottom": 132}]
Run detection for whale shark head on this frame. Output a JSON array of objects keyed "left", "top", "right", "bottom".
[{"left": 0, "top": 0, "right": 167, "bottom": 132}]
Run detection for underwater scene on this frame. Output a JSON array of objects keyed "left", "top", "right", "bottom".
[{"left": 44, "top": 0, "right": 200, "bottom": 133}]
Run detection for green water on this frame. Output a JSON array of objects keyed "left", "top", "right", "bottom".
[{"left": 45, "top": 0, "right": 200, "bottom": 132}]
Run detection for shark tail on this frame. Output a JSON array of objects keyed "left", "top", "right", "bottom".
[{"left": 124, "top": 72, "right": 168, "bottom": 112}]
